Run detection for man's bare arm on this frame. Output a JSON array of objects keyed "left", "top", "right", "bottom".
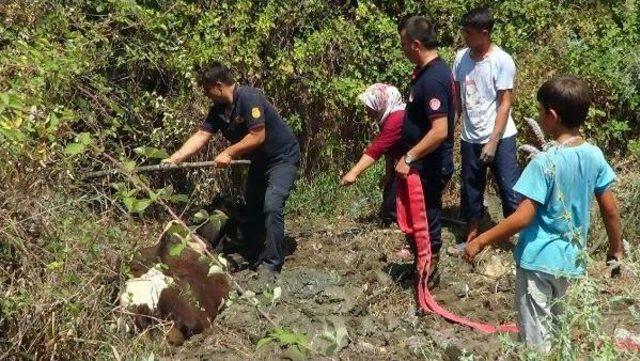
[
  {"left": 167, "top": 130, "right": 213, "bottom": 163},
  {"left": 223, "top": 126, "right": 265, "bottom": 158}
]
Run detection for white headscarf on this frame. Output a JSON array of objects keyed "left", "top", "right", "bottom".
[{"left": 357, "top": 83, "right": 406, "bottom": 125}]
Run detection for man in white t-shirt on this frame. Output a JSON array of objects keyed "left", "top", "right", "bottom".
[{"left": 451, "top": 7, "right": 521, "bottom": 253}]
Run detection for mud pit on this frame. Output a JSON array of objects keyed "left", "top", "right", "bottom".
[
  {"left": 159, "top": 193, "right": 519, "bottom": 360},
  {"left": 162, "top": 194, "right": 638, "bottom": 360}
]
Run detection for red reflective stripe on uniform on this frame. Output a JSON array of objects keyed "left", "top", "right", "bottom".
[{"left": 396, "top": 169, "right": 518, "bottom": 334}]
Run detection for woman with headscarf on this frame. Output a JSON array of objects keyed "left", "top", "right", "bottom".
[{"left": 341, "top": 83, "right": 406, "bottom": 225}]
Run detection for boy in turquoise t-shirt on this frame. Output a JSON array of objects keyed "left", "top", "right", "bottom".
[{"left": 464, "top": 76, "right": 623, "bottom": 351}]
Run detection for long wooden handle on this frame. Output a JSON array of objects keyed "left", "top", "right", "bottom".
[{"left": 84, "top": 160, "right": 251, "bottom": 179}]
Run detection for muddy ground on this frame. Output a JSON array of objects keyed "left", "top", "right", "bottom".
[{"left": 157, "top": 194, "right": 637, "bottom": 360}]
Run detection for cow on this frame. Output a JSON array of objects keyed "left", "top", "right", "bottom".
[{"left": 119, "top": 209, "right": 235, "bottom": 345}]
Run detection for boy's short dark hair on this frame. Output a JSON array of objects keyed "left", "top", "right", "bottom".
[
  {"left": 198, "top": 62, "right": 235, "bottom": 88},
  {"left": 398, "top": 15, "right": 438, "bottom": 50},
  {"left": 461, "top": 7, "right": 494, "bottom": 32},
  {"left": 537, "top": 76, "right": 592, "bottom": 128}
]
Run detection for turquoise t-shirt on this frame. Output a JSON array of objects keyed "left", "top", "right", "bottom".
[{"left": 513, "top": 142, "right": 616, "bottom": 277}]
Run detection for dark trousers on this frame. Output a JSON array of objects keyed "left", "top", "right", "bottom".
[
  {"left": 381, "top": 158, "right": 398, "bottom": 223},
  {"left": 460, "top": 135, "right": 521, "bottom": 223},
  {"left": 245, "top": 161, "right": 298, "bottom": 272},
  {"left": 401, "top": 153, "right": 453, "bottom": 254},
  {"left": 381, "top": 175, "right": 397, "bottom": 223},
  {"left": 417, "top": 158, "right": 453, "bottom": 254}
]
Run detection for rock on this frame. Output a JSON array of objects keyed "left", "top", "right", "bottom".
[{"left": 477, "top": 254, "right": 512, "bottom": 279}]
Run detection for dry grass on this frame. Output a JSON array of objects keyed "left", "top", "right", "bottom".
[{"left": 0, "top": 179, "right": 168, "bottom": 359}]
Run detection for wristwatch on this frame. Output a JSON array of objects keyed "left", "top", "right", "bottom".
[{"left": 404, "top": 153, "right": 414, "bottom": 165}]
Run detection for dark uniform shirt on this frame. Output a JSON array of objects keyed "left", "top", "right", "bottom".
[
  {"left": 402, "top": 57, "right": 455, "bottom": 174},
  {"left": 201, "top": 86, "right": 300, "bottom": 165}
]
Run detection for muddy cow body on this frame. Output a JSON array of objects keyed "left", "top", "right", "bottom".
[{"left": 120, "top": 212, "right": 236, "bottom": 345}]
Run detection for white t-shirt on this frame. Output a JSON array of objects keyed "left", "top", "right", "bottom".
[{"left": 453, "top": 46, "right": 518, "bottom": 144}]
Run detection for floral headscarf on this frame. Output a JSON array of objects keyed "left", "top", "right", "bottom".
[{"left": 357, "top": 83, "right": 406, "bottom": 124}]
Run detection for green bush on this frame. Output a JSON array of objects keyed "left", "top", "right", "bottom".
[{"left": 2, "top": 0, "right": 638, "bottom": 182}]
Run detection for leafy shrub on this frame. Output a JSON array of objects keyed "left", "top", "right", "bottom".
[{"left": 2, "top": 0, "right": 638, "bottom": 183}]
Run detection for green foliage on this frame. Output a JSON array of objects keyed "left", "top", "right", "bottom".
[
  {"left": 111, "top": 182, "right": 154, "bottom": 214},
  {"left": 319, "top": 317, "right": 349, "bottom": 355},
  {"left": 63, "top": 132, "right": 94, "bottom": 155},
  {"left": 552, "top": 277, "right": 621, "bottom": 360},
  {"left": 165, "top": 221, "right": 190, "bottom": 256},
  {"left": 257, "top": 327, "right": 310, "bottom": 357},
  {"left": 2, "top": 0, "right": 637, "bottom": 184},
  {"left": 133, "top": 146, "right": 169, "bottom": 159},
  {"left": 287, "top": 161, "right": 385, "bottom": 220}
]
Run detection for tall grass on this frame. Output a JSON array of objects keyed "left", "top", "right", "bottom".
[{"left": 286, "top": 161, "right": 386, "bottom": 221}]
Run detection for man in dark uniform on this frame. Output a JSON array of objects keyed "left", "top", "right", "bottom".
[
  {"left": 396, "top": 16, "right": 455, "bottom": 286},
  {"left": 165, "top": 62, "right": 300, "bottom": 278}
]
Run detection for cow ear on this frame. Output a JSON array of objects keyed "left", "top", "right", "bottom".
[{"left": 129, "top": 245, "right": 159, "bottom": 277}]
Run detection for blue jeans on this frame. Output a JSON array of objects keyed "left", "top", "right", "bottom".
[
  {"left": 245, "top": 161, "right": 298, "bottom": 272},
  {"left": 460, "top": 135, "right": 521, "bottom": 223}
]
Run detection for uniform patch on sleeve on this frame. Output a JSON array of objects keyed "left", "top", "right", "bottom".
[
  {"left": 251, "top": 107, "right": 261, "bottom": 119},
  {"left": 429, "top": 98, "right": 441, "bottom": 111}
]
